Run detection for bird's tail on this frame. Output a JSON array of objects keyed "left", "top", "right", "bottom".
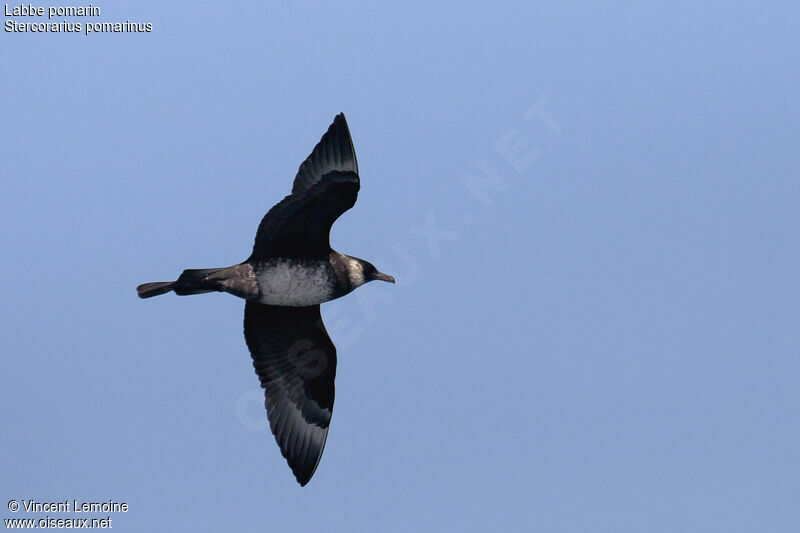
[
  {"left": 137, "top": 281, "right": 175, "bottom": 298},
  {"left": 136, "top": 268, "right": 225, "bottom": 299}
]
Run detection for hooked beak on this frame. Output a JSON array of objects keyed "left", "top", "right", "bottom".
[{"left": 373, "top": 272, "right": 396, "bottom": 284}]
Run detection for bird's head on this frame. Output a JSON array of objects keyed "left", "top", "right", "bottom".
[
  {"left": 363, "top": 261, "right": 396, "bottom": 284},
  {"left": 347, "top": 256, "right": 395, "bottom": 287}
]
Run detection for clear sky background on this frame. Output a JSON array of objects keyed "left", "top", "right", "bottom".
[{"left": 2, "top": 2, "right": 799, "bottom": 532}]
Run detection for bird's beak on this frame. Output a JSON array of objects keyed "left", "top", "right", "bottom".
[{"left": 373, "top": 272, "right": 396, "bottom": 284}]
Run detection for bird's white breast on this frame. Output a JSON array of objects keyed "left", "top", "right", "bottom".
[{"left": 256, "top": 260, "right": 334, "bottom": 307}]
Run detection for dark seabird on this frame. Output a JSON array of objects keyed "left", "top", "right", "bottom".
[{"left": 137, "top": 113, "right": 394, "bottom": 486}]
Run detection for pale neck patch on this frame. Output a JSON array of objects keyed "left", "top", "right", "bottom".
[{"left": 346, "top": 257, "right": 366, "bottom": 287}]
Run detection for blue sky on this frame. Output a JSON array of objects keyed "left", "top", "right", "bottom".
[{"left": 2, "top": 2, "right": 799, "bottom": 531}]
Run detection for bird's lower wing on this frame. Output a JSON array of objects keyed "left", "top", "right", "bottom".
[{"left": 243, "top": 301, "right": 337, "bottom": 486}]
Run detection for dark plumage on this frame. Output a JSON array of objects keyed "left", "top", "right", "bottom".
[{"left": 137, "top": 113, "right": 394, "bottom": 486}]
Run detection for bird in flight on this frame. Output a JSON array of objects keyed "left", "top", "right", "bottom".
[{"left": 137, "top": 113, "right": 394, "bottom": 486}]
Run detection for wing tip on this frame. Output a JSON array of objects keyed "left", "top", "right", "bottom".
[
  {"left": 291, "top": 425, "right": 330, "bottom": 487},
  {"left": 330, "top": 112, "right": 352, "bottom": 144},
  {"left": 290, "top": 112, "right": 358, "bottom": 196},
  {"left": 333, "top": 112, "right": 357, "bottom": 174}
]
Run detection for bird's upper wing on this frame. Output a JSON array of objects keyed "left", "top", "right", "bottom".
[
  {"left": 243, "top": 301, "right": 337, "bottom": 486},
  {"left": 250, "top": 113, "right": 360, "bottom": 260}
]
